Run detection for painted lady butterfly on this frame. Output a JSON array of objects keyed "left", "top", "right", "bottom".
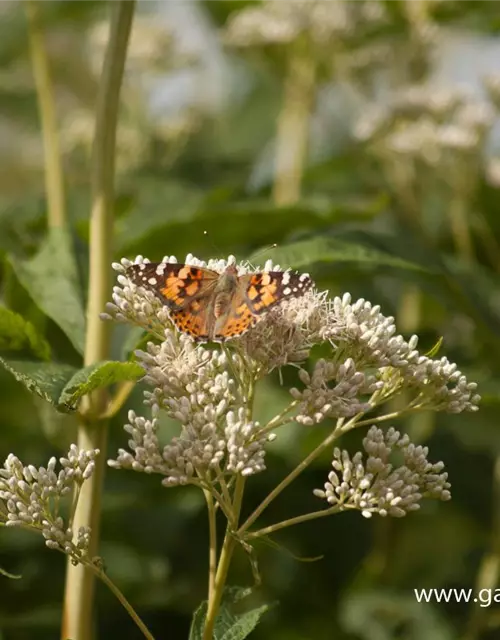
[{"left": 126, "top": 262, "right": 313, "bottom": 343}]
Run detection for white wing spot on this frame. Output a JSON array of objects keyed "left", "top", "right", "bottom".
[
  {"left": 148, "top": 277, "right": 157, "bottom": 285},
  {"left": 299, "top": 273, "right": 309, "bottom": 282},
  {"left": 156, "top": 264, "right": 166, "bottom": 275},
  {"left": 282, "top": 271, "right": 291, "bottom": 285},
  {"left": 283, "top": 287, "right": 292, "bottom": 295}
]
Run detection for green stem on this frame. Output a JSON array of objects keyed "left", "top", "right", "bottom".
[
  {"left": 246, "top": 505, "right": 342, "bottom": 540},
  {"left": 25, "top": 0, "right": 66, "bottom": 229},
  {"left": 238, "top": 420, "right": 346, "bottom": 536},
  {"left": 448, "top": 194, "right": 474, "bottom": 264},
  {"left": 258, "top": 401, "right": 298, "bottom": 437},
  {"left": 61, "top": 3, "right": 135, "bottom": 640},
  {"left": 101, "top": 379, "right": 137, "bottom": 419},
  {"left": 204, "top": 489, "right": 217, "bottom": 603},
  {"left": 91, "top": 565, "right": 155, "bottom": 640},
  {"left": 203, "top": 477, "right": 246, "bottom": 640},
  {"left": 353, "top": 406, "right": 420, "bottom": 429},
  {"left": 272, "top": 39, "right": 316, "bottom": 206}
]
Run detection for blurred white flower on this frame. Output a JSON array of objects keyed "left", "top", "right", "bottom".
[{"left": 223, "top": 0, "right": 388, "bottom": 49}]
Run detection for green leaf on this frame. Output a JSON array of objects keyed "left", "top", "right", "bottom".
[
  {"left": 0, "top": 306, "right": 50, "bottom": 360},
  {"left": 58, "top": 361, "right": 144, "bottom": 409},
  {"left": 189, "top": 587, "right": 272, "bottom": 640},
  {"left": 249, "top": 236, "right": 433, "bottom": 272},
  {"left": 0, "top": 357, "right": 77, "bottom": 411},
  {"left": 115, "top": 179, "right": 204, "bottom": 255},
  {"left": 0, "top": 566, "right": 21, "bottom": 580},
  {"left": 9, "top": 228, "right": 86, "bottom": 354},
  {"left": 424, "top": 337, "right": 443, "bottom": 358},
  {"left": 340, "top": 589, "right": 454, "bottom": 640}
]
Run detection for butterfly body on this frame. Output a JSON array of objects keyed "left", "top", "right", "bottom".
[{"left": 126, "top": 262, "right": 313, "bottom": 343}]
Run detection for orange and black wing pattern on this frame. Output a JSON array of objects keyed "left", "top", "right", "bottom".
[
  {"left": 241, "top": 271, "right": 313, "bottom": 315},
  {"left": 126, "top": 263, "right": 218, "bottom": 311}
]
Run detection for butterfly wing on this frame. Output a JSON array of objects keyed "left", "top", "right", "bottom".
[
  {"left": 241, "top": 271, "right": 313, "bottom": 315},
  {"left": 214, "top": 270, "right": 314, "bottom": 341},
  {"left": 170, "top": 299, "right": 212, "bottom": 342},
  {"left": 126, "top": 263, "right": 218, "bottom": 310},
  {"left": 126, "top": 262, "right": 218, "bottom": 341},
  {"left": 213, "top": 289, "right": 258, "bottom": 342}
]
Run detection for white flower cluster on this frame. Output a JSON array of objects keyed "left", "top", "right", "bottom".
[
  {"left": 314, "top": 426, "right": 450, "bottom": 517},
  {"left": 325, "top": 294, "right": 480, "bottom": 413},
  {"left": 104, "top": 255, "right": 479, "bottom": 493},
  {"left": 290, "top": 357, "right": 382, "bottom": 425},
  {"left": 0, "top": 446, "right": 98, "bottom": 559},
  {"left": 109, "top": 408, "right": 268, "bottom": 486},
  {"left": 104, "top": 254, "right": 331, "bottom": 485},
  {"left": 223, "top": 0, "right": 388, "bottom": 49},
  {"left": 136, "top": 331, "right": 237, "bottom": 418},
  {"left": 354, "top": 85, "right": 495, "bottom": 169}
]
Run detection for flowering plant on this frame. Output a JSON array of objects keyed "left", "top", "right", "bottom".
[
  {"left": 102, "top": 253, "right": 477, "bottom": 637},
  {"left": 0, "top": 251, "right": 479, "bottom": 638}
]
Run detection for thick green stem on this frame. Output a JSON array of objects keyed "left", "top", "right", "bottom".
[
  {"left": 61, "top": 3, "right": 135, "bottom": 640},
  {"left": 204, "top": 489, "right": 217, "bottom": 604},
  {"left": 448, "top": 194, "right": 475, "bottom": 264},
  {"left": 203, "top": 477, "right": 246, "bottom": 640},
  {"left": 25, "top": 0, "right": 66, "bottom": 229},
  {"left": 272, "top": 40, "right": 316, "bottom": 206}
]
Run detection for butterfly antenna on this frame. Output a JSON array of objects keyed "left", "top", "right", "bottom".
[
  {"left": 247, "top": 243, "right": 278, "bottom": 269},
  {"left": 204, "top": 230, "right": 224, "bottom": 257}
]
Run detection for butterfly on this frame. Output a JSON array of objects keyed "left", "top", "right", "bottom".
[{"left": 126, "top": 262, "right": 314, "bottom": 343}]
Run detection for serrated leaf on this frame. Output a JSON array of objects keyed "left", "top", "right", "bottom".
[
  {"left": 9, "top": 228, "right": 85, "bottom": 354},
  {"left": 58, "top": 361, "right": 144, "bottom": 409},
  {"left": 0, "top": 306, "right": 50, "bottom": 360},
  {"left": 189, "top": 587, "right": 272, "bottom": 640},
  {"left": 0, "top": 357, "right": 77, "bottom": 411},
  {"left": 0, "top": 566, "right": 21, "bottom": 579},
  {"left": 249, "top": 236, "right": 432, "bottom": 272}
]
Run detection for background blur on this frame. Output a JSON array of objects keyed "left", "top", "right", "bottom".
[{"left": 1, "top": 1, "right": 500, "bottom": 639}]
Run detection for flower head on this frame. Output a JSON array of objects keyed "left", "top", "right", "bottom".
[
  {"left": 0, "top": 446, "right": 98, "bottom": 559},
  {"left": 314, "top": 426, "right": 451, "bottom": 517},
  {"left": 105, "top": 255, "right": 479, "bottom": 500}
]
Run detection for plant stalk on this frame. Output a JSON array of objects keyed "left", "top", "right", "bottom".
[
  {"left": 246, "top": 504, "right": 342, "bottom": 540},
  {"left": 238, "top": 422, "right": 345, "bottom": 536},
  {"left": 203, "top": 477, "right": 246, "bottom": 640},
  {"left": 25, "top": 0, "right": 66, "bottom": 229},
  {"left": 91, "top": 565, "right": 155, "bottom": 640},
  {"left": 61, "top": 3, "right": 135, "bottom": 640},
  {"left": 272, "top": 39, "right": 316, "bottom": 206},
  {"left": 204, "top": 489, "right": 217, "bottom": 604}
]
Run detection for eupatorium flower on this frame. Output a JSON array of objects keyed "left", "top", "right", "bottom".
[
  {"left": 104, "top": 254, "right": 479, "bottom": 519},
  {"left": 0, "top": 446, "right": 98, "bottom": 560},
  {"left": 314, "top": 426, "right": 451, "bottom": 517}
]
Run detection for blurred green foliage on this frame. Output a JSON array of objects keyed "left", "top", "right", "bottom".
[{"left": 1, "top": 1, "right": 500, "bottom": 639}]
